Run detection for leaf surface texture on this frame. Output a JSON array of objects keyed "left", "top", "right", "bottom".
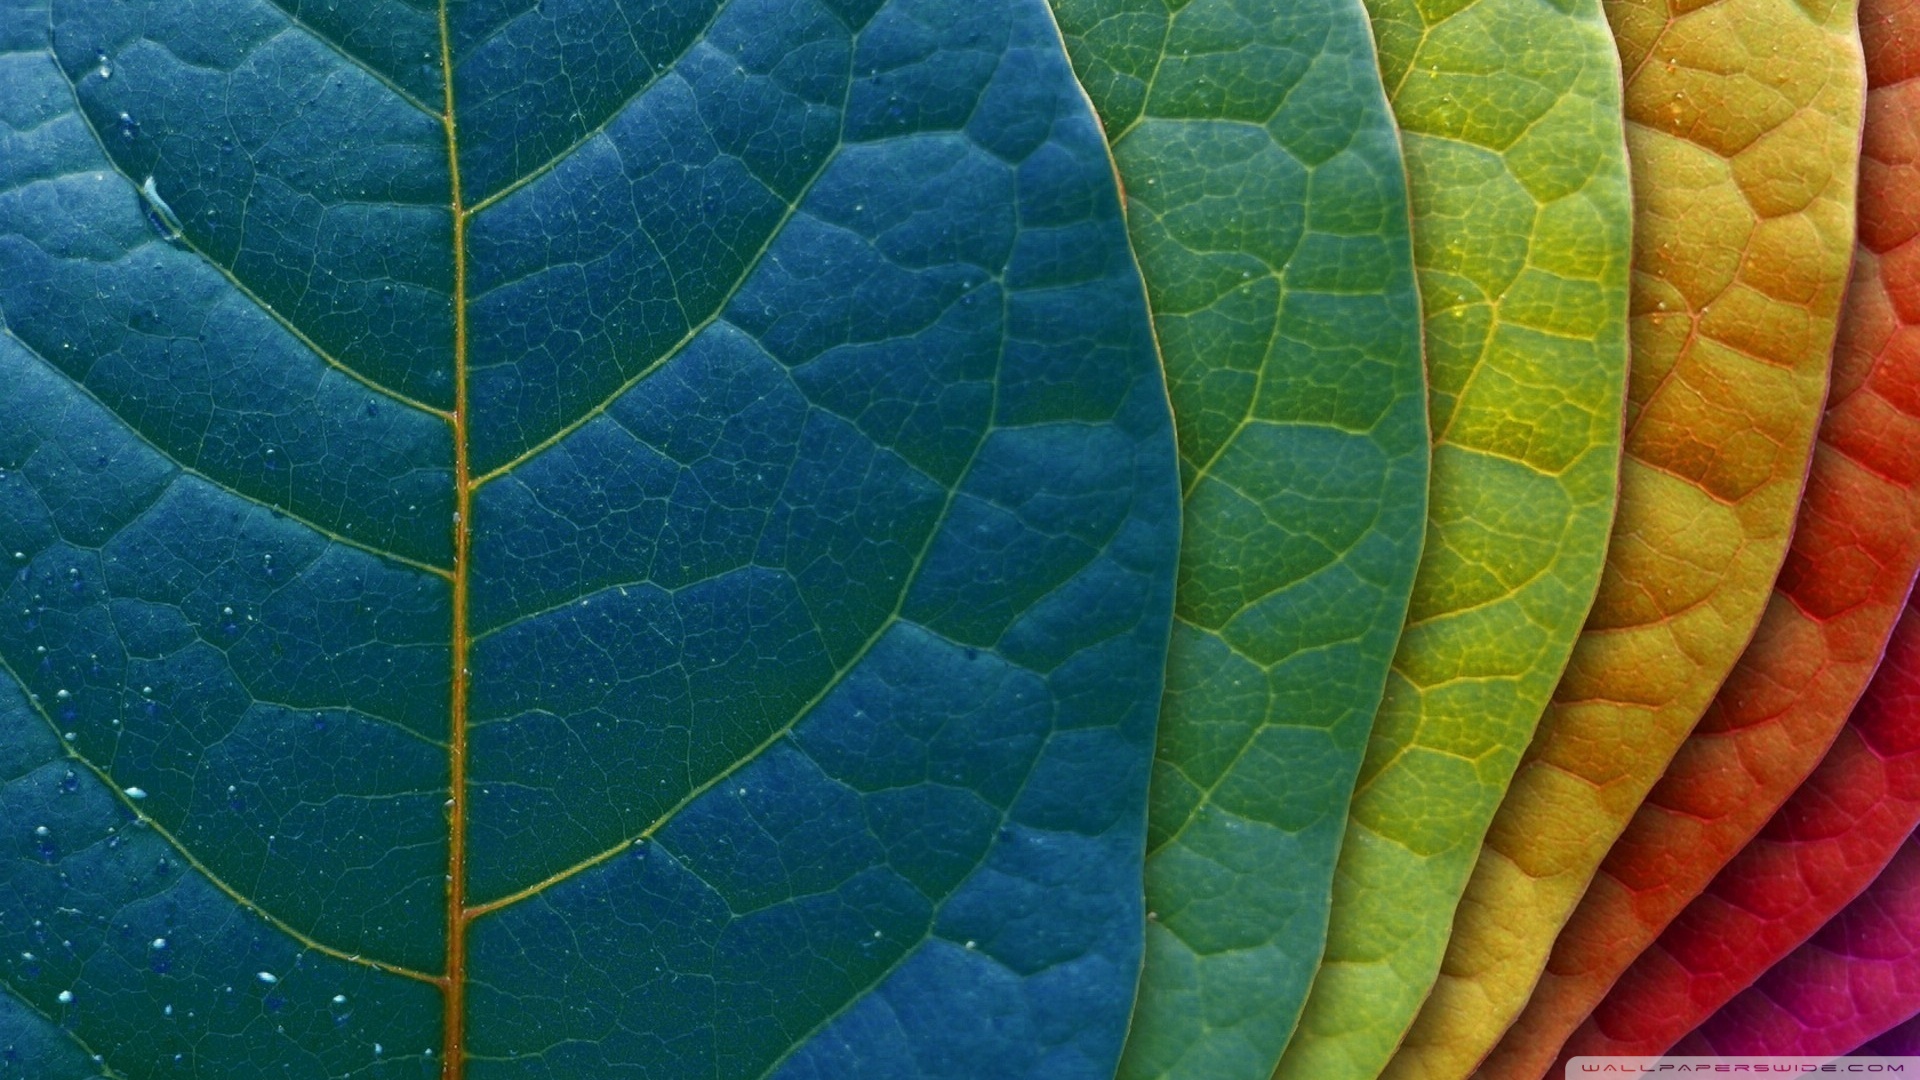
[
  {"left": 0, "top": 0, "right": 1184, "bottom": 1075},
  {"left": 1674, "top": 830, "right": 1920, "bottom": 1055},
  {"left": 1382, "top": 0, "right": 1866, "bottom": 1069},
  {"left": 1858, "top": 1004, "right": 1920, "bottom": 1053},
  {"left": 1044, "top": 1, "right": 1430, "bottom": 1077},
  {"left": 1480, "top": 0, "right": 1918, "bottom": 1068},
  {"left": 1564, "top": 593, "right": 1920, "bottom": 1060},
  {"left": 1547, "top": 0, "right": 1920, "bottom": 1055},
  {"left": 1271, "top": 0, "right": 1633, "bottom": 1073}
]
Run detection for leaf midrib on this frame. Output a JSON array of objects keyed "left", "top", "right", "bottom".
[
  {"left": 428, "top": 7, "right": 979, "bottom": 1076},
  {"left": 434, "top": 2, "right": 472, "bottom": 1075},
  {"left": 34, "top": 2, "right": 1047, "bottom": 1072}
]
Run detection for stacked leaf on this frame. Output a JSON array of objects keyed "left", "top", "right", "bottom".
[
  {"left": 1047, "top": 1, "right": 1429, "bottom": 1076},
  {"left": 1674, "top": 832, "right": 1920, "bottom": 1054},
  {"left": 1272, "top": 0, "right": 1633, "bottom": 1073},
  {"left": 8, "top": 0, "right": 1920, "bottom": 1068},
  {"left": 1481, "top": 0, "right": 1920, "bottom": 1066},
  {"left": 0, "top": 0, "right": 1185, "bottom": 1076},
  {"left": 1564, "top": 595, "right": 1920, "bottom": 1059},
  {"left": 1374, "top": 0, "right": 1869, "bottom": 1069},
  {"left": 1544, "top": 0, "right": 1920, "bottom": 1058}
]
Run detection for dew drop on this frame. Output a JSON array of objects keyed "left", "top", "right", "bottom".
[
  {"left": 94, "top": 51, "right": 111, "bottom": 80},
  {"left": 332, "top": 994, "right": 347, "bottom": 1004},
  {"left": 151, "top": 938, "right": 166, "bottom": 950},
  {"left": 57, "top": 991, "right": 73, "bottom": 1004},
  {"left": 257, "top": 971, "right": 277, "bottom": 984},
  {"left": 124, "top": 787, "right": 148, "bottom": 800}
]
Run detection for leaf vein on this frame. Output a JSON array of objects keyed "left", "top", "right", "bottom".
[
  {"left": 461, "top": 1, "right": 731, "bottom": 214},
  {"left": 0, "top": 652, "right": 441, "bottom": 986},
  {"left": 260, "top": 0, "right": 442, "bottom": 118},
  {"left": 39, "top": 57, "right": 456, "bottom": 423},
  {"left": 0, "top": 327, "right": 456, "bottom": 581},
  {"left": 469, "top": 164, "right": 1004, "bottom": 912},
  {"left": 751, "top": 707, "right": 1062, "bottom": 1079},
  {"left": 469, "top": 191, "right": 836, "bottom": 488},
  {"left": 0, "top": 976, "right": 129, "bottom": 1080}
]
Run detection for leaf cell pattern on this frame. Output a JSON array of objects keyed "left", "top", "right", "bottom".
[
  {"left": 1544, "top": 0, "right": 1920, "bottom": 1057},
  {"left": 0, "top": 0, "right": 1184, "bottom": 1076},
  {"left": 1563, "top": 594, "right": 1920, "bottom": 1061},
  {"left": 1482, "top": 0, "right": 1914, "bottom": 1068},
  {"left": 1387, "top": 0, "right": 1866, "bottom": 1069},
  {"left": 1674, "top": 830, "right": 1920, "bottom": 1056},
  {"left": 1045, "top": 0, "right": 1430, "bottom": 1077},
  {"left": 1269, "top": 0, "right": 1633, "bottom": 1073},
  {"left": 1858, "top": 1000, "right": 1920, "bottom": 1054}
]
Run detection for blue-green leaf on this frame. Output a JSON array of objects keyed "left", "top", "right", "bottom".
[
  {"left": 1043, "top": 0, "right": 1429, "bottom": 1077},
  {"left": 0, "top": 0, "right": 1182, "bottom": 1076}
]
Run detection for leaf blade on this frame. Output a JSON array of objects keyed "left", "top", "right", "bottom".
[
  {"left": 1272, "top": 0, "right": 1634, "bottom": 1072},
  {"left": 1564, "top": 594, "right": 1920, "bottom": 1060},
  {"left": 1044, "top": 0, "right": 1431, "bottom": 1076},
  {"left": 1382, "top": 0, "right": 1866, "bottom": 1068},
  {"left": 1482, "top": 0, "right": 1919, "bottom": 1065},
  {"left": 1675, "top": 829, "right": 1920, "bottom": 1055},
  {"left": 0, "top": 1, "right": 1184, "bottom": 1076}
]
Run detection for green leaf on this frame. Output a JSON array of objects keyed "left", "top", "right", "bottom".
[
  {"left": 1044, "top": 1, "right": 1429, "bottom": 1077},
  {"left": 1272, "top": 0, "right": 1633, "bottom": 1073},
  {"left": 1387, "top": 0, "right": 1860, "bottom": 1066},
  {"left": 0, "top": 0, "right": 1183, "bottom": 1076}
]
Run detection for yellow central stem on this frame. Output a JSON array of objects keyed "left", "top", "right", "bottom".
[{"left": 436, "top": 4, "right": 473, "bottom": 1077}]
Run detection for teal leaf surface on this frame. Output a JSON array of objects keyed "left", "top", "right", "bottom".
[
  {"left": 1045, "top": 0, "right": 1428, "bottom": 1077},
  {"left": 0, "top": 0, "right": 1182, "bottom": 1075}
]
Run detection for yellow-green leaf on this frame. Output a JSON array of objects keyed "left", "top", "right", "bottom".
[{"left": 1272, "top": 0, "right": 1632, "bottom": 1073}]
